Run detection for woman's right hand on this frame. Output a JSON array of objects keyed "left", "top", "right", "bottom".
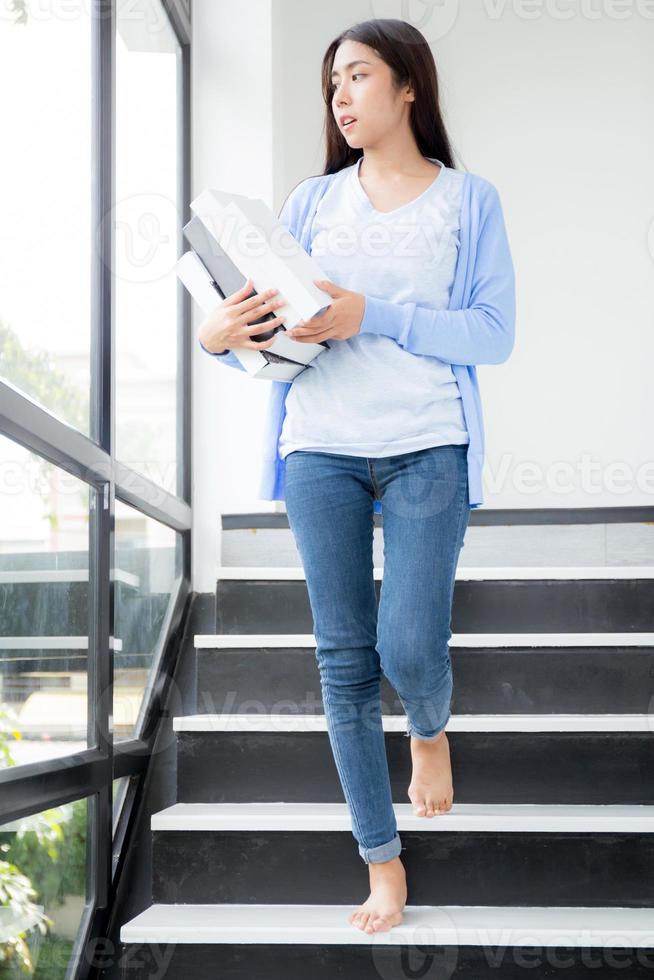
[{"left": 198, "top": 278, "right": 287, "bottom": 354}]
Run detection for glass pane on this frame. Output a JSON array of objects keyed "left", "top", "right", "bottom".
[
  {"left": 0, "top": 797, "right": 89, "bottom": 979},
  {"left": 0, "top": 436, "right": 89, "bottom": 768},
  {"left": 112, "top": 776, "right": 132, "bottom": 836},
  {"left": 114, "top": 1, "right": 181, "bottom": 494},
  {"left": 113, "top": 500, "right": 179, "bottom": 741},
  {"left": 0, "top": 6, "right": 91, "bottom": 435}
]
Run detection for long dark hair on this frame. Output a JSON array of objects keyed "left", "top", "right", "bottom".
[{"left": 320, "top": 19, "right": 459, "bottom": 176}]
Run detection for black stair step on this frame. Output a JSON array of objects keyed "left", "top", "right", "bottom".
[
  {"left": 214, "top": 570, "right": 654, "bottom": 633},
  {"left": 150, "top": 802, "right": 654, "bottom": 907},
  {"left": 174, "top": 715, "right": 654, "bottom": 805},
  {"left": 194, "top": 635, "right": 654, "bottom": 715}
]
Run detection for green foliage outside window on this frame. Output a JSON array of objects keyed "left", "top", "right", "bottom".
[{"left": 0, "top": 712, "right": 86, "bottom": 977}]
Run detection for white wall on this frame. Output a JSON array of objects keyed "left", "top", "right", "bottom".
[
  {"left": 191, "top": 0, "right": 276, "bottom": 590},
  {"left": 192, "top": 0, "right": 654, "bottom": 589},
  {"left": 431, "top": 1, "right": 654, "bottom": 510}
]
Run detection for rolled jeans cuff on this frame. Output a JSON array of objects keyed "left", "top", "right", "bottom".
[
  {"left": 358, "top": 832, "right": 402, "bottom": 865},
  {"left": 404, "top": 712, "right": 450, "bottom": 741}
]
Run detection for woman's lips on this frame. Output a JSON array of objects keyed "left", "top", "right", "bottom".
[{"left": 342, "top": 119, "right": 357, "bottom": 130}]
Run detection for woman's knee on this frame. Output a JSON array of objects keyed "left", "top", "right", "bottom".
[{"left": 379, "top": 637, "right": 452, "bottom": 698}]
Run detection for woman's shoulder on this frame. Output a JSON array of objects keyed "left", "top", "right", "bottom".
[
  {"left": 461, "top": 168, "right": 504, "bottom": 203},
  {"left": 277, "top": 172, "right": 332, "bottom": 223},
  {"left": 446, "top": 169, "right": 507, "bottom": 227}
]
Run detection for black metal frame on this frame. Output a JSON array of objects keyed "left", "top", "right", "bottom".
[{"left": 0, "top": 2, "right": 192, "bottom": 977}]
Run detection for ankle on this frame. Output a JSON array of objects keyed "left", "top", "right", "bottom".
[
  {"left": 368, "top": 856, "right": 404, "bottom": 874},
  {"left": 411, "top": 730, "right": 446, "bottom": 746}
]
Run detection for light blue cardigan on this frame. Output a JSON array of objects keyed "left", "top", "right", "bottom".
[{"left": 202, "top": 165, "right": 516, "bottom": 512}]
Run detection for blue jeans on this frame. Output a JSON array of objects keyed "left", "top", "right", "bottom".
[{"left": 284, "top": 443, "right": 471, "bottom": 865}]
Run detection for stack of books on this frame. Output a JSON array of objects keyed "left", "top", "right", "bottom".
[{"left": 176, "top": 188, "right": 334, "bottom": 380}]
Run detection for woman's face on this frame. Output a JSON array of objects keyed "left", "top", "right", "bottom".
[{"left": 330, "top": 39, "right": 413, "bottom": 149}]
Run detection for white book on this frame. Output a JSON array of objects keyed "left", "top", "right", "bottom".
[{"left": 190, "top": 188, "right": 333, "bottom": 333}]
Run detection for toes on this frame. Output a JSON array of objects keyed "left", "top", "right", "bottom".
[
  {"left": 349, "top": 909, "right": 364, "bottom": 928},
  {"left": 376, "top": 913, "right": 401, "bottom": 932},
  {"left": 421, "top": 797, "right": 453, "bottom": 815},
  {"left": 412, "top": 794, "right": 454, "bottom": 816},
  {"left": 351, "top": 909, "right": 403, "bottom": 933}
]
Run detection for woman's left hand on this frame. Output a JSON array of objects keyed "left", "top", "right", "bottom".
[{"left": 286, "top": 279, "right": 365, "bottom": 343}]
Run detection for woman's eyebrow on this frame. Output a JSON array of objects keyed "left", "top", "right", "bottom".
[{"left": 330, "top": 60, "right": 371, "bottom": 79}]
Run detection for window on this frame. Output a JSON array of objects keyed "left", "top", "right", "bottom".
[
  {"left": 0, "top": 2, "right": 191, "bottom": 977},
  {"left": 113, "top": 500, "right": 180, "bottom": 741},
  {"left": 0, "top": 436, "right": 90, "bottom": 765},
  {"left": 114, "top": 3, "right": 182, "bottom": 494},
  {"left": 0, "top": 797, "right": 90, "bottom": 979},
  {"left": 0, "top": 6, "right": 93, "bottom": 436}
]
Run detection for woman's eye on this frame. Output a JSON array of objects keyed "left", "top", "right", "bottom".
[{"left": 332, "top": 74, "right": 365, "bottom": 93}]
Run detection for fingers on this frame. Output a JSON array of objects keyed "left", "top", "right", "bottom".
[
  {"left": 243, "top": 316, "right": 286, "bottom": 349},
  {"left": 222, "top": 278, "right": 290, "bottom": 351},
  {"left": 288, "top": 318, "right": 323, "bottom": 338},
  {"left": 233, "top": 279, "right": 283, "bottom": 313},
  {"left": 243, "top": 297, "right": 286, "bottom": 323},
  {"left": 225, "top": 277, "right": 256, "bottom": 305}
]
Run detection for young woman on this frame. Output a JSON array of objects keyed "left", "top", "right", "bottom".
[{"left": 200, "top": 18, "right": 515, "bottom": 937}]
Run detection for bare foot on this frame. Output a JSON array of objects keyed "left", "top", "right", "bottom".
[
  {"left": 408, "top": 730, "right": 454, "bottom": 816},
  {"left": 348, "top": 856, "right": 407, "bottom": 933}
]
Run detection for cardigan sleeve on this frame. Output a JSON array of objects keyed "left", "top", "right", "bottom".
[
  {"left": 199, "top": 339, "right": 247, "bottom": 371},
  {"left": 358, "top": 183, "right": 516, "bottom": 366}
]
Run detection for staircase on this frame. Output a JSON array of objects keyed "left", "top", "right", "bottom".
[{"left": 118, "top": 520, "right": 654, "bottom": 978}]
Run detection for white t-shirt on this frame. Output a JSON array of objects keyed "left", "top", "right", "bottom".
[{"left": 278, "top": 156, "right": 469, "bottom": 459}]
